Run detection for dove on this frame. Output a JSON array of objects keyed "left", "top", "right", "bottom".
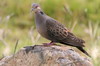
[{"left": 31, "top": 3, "right": 90, "bottom": 57}]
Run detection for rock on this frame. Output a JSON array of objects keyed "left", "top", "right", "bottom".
[{"left": 0, "top": 45, "right": 93, "bottom": 66}]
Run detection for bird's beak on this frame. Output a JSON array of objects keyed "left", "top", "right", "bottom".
[{"left": 31, "top": 8, "right": 34, "bottom": 12}]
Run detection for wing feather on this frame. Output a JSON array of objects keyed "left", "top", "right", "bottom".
[{"left": 46, "top": 18, "right": 85, "bottom": 47}]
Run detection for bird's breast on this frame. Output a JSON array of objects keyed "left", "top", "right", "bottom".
[
  {"left": 35, "top": 14, "right": 51, "bottom": 40},
  {"left": 36, "top": 23, "right": 49, "bottom": 39}
]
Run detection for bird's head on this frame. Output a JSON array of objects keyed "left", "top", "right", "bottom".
[{"left": 31, "top": 3, "right": 41, "bottom": 13}]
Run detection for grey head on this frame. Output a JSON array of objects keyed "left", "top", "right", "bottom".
[
  {"left": 31, "top": 3, "right": 44, "bottom": 15},
  {"left": 31, "top": 3, "right": 46, "bottom": 21},
  {"left": 31, "top": 3, "right": 40, "bottom": 12}
]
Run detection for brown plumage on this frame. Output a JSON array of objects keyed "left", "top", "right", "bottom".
[{"left": 31, "top": 3, "right": 90, "bottom": 57}]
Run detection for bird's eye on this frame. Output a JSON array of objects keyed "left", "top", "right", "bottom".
[
  {"left": 35, "top": 6, "right": 38, "bottom": 8},
  {"left": 40, "top": 11, "right": 44, "bottom": 15}
]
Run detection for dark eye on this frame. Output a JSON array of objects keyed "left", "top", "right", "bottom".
[
  {"left": 35, "top": 5, "right": 38, "bottom": 8},
  {"left": 40, "top": 11, "right": 44, "bottom": 15}
]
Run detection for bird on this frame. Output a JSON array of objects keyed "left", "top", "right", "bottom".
[{"left": 31, "top": 3, "right": 90, "bottom": 57}]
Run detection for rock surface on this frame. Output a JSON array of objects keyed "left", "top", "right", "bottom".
[{"left": 0, "top": 45, "right": 93, "bottom": 66}]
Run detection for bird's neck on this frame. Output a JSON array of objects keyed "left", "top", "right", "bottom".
[
  {"left": 35, "top": 11, "right": 46, "bottom": 24},
  {"left": 34, "top": 11, "right": 48, "bottom": 38}
]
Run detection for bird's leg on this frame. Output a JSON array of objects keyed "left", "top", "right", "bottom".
[{"left": 43, "top": 41, "right": 55, "bottom": 46}]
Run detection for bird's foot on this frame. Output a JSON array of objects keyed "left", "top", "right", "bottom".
[{"left": 43, "top": 41, "right": 55, "bottom": 46}]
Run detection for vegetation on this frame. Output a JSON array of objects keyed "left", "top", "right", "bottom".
[{"left": 0, "top": 0, "right": 100, "bottom": 65}]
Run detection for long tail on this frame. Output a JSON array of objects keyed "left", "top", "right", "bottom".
[{"left": 77, "top": 46, "right": 91, "bottom": 57}]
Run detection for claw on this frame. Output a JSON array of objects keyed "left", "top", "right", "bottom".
[{"left": 42, "top": 41, "right": 55, "bottom": 46}]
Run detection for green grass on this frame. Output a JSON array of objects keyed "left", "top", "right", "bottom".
[{"left": 0, "top": 0, "right": 100, "bottom": 65}]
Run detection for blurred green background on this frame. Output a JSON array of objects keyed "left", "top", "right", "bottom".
[{"left": 0, "top": 0, "right": 100, "bottom": 65}]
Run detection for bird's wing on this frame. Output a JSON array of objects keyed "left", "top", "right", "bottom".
[
  {"left": 46, "top": 18, "right": 69, "bottom": 40},
  {"left": 46, "top": 18, "right": 85, "bottom": 47},
  {"left": 61, "top": 32, "right": 85, "bottom": 47}
]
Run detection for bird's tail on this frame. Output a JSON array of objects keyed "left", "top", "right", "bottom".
[{"left": 77, "top": 46, "right": 91, "bottom": 57}]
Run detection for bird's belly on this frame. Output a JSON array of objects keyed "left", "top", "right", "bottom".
[
  {"left": 38, "top": 30, "right": 57, "bottom": 42},
  {"left": 37, "top": 26, "right": 49, "bottom": 40},
  {"left": 36, "top": 25, "right": 58, "bottom": 42}
]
